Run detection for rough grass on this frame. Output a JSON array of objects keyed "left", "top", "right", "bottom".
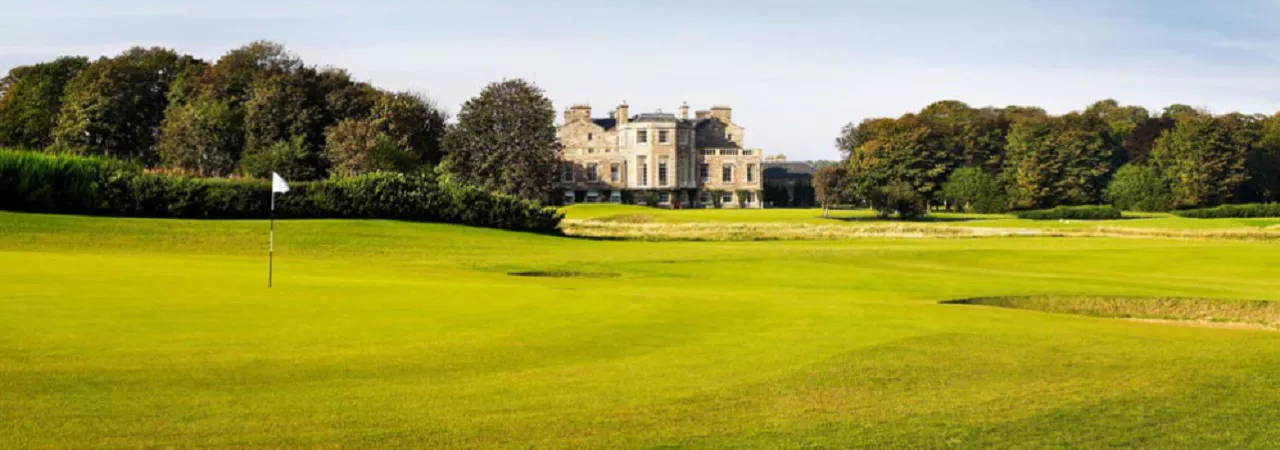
[
  {"left": 7, "top": 211, "right": 1280, "bottom": 447},
  {"left": 561, "top": 205, "right": 1280, "bottom": 241},
  {"left": 946, "top": 296, "right": 1280, "bottom": 328}
]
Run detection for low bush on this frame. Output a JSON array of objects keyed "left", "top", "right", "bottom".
[
  {"left": 0, "top": 149, "right": 562, "bottom": 233},
  {"left": 1014, "top": 205, "right": 1122, "bottom": 220},
  {"left": 1173, "top": 203, "right": 1280, "bottom": 219}
]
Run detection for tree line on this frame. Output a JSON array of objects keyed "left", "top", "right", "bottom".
[
  {"left": 0, "top": 41, "right": 562, "bottom": 203},
  {"left": 817, "top": 100, "right": 1280, "bottom": 217}
]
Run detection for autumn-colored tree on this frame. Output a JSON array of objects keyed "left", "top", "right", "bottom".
[{"left": 1002, "top": 113, "right": 1111, "bottom": 208}]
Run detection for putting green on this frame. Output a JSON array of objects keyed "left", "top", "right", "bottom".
[{"left": 3, "top": 211, "right": 1280, "bottom": 448}]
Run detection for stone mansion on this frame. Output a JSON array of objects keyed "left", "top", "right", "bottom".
[{"left": 557, "top": 102, "right": 763, "bottom": 208}]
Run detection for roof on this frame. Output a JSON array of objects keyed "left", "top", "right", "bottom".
[
  {"left": 591, "top": 118, "right": 617, "bottom": 130},
  {"left": 763, "top": 161, "right": 815, "bottom": 177},
  {"left": 632, "top": 112, "right": 678, "bottom": 122}
]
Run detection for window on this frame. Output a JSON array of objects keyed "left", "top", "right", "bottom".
[
  {"left": 638, "top": 156, "right": 648, "bottom": 186},
  {"left": 562, "top": 163, "right": 574, "bottom": 183},
  {"left": 586, "top": 163, "right": 598, "bottom": 182},
  {"left": 658, "top": 157, "right": 669, "bottom": 186},
  {"left": 659, "top": 192, "right": 670, "bottom": 204},
  {"left": 746, "top": 164, "right": 755, "bottom": 183},
  {"left": 699, "top": 149, "right": 715, "bottom": 156},
  {"left": 722, "top": 192, "right": 733, "bottom": 205},
  {"left": 727, "top": 133, "right": 733, "bottom": 141},
  {"left": 586, "top": 191, "right": 600, "bottom": 203},
  {"left": 563, "top": 191, "right": 575, "bottom": 205},
  {"left": 637, "top": 130, "right": 648, "bottom": 143},
  {"left": 658, "top": 130, "right": 669, "bottom": 144},
  {"left": 610, "top": 191, "right": 622, "bottom": 203},
  {"left": 610, "top": 163, "right": 620, "bottom": 182},
  {"left": 699, "top": 191, "right": 711, "bottom": 204},
  {"left": 699, "top": 163, "right": 709, "bottom": 183},
  {"left": 588, "top": 133, "right": 593, "bottom": 141},
  {"left": 722, "top": 164, "right": 733, "bottom": 183},
  {"left": 681, "top": 131, "right": 690, "bottom": 145},
  {"left": 742, "top": 149, "right": 754, "bottom": 156},
  {"left": 719, "top": 149, "right": 739, "bottom": 156}
]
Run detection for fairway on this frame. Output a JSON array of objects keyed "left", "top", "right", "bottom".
[{"left": 4, "top": 212, "right": 1280, "bottom": 448}]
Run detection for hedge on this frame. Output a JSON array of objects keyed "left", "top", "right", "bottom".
[
  {"left": 1172, "top": 203, "right": 1280, "bottom": 219},
  {"left": 1014, "top": 205, "right": 1123, "bottom": 220},
  {"left": 0, "top": 149, "right": 562, "bottom": 233}
]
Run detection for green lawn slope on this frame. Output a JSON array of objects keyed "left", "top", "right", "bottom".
[{"left": 3, "top": 211, "right": 1280, "bottom": 447}]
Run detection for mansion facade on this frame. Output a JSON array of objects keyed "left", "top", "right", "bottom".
[{"left": 557, "top": 102, "right": 763, "bottom": 208}]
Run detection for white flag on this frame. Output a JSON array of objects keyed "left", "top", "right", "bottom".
[{"left": 271, "top": 172, "right": 290, "bottom": 194}]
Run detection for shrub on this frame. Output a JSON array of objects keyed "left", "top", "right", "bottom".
[
  {"left": 941, "top": 167, "right": 1007, "bottom": 213},
  {"left": 1015, "top": 205, "right": 1122, "bottom": 220},
  {"left": 0, "top": 149, "right": 562, "bottom": 233},
  {"left": 870, "top": 181, "right": 926, "bottom": 219},
  {"left": 1173, "top": 203, "right": 1280, "bottom": 219},
  {"left": 1104, "top": 164, "right": 1173, "bottom": 212}
]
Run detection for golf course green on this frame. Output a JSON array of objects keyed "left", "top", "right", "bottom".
[{"left": 3, "top": 210, "right": 1280, "bottom": 448}]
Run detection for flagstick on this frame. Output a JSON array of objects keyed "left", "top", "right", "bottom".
[{"left": 269, "top": 190, "right": 275, "bottom": 288}]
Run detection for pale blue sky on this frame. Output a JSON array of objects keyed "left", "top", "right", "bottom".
[{"left": 3, "top": 0, "right": 1280, "bottom": 160}]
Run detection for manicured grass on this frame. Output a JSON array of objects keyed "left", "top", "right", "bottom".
[{"left": 4, "top": 211, "right": 1280, "bottom": 447}]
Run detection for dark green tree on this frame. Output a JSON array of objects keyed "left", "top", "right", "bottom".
[
  {"left": 441, "top": 79, "right": 560, "bottom": 202},
  {"left": 1002, "top": 113, "right": 1111, "bottom": 208},
  {"left": 1150, "top": 112, "right": 1251, "bottom": 208},
  {"left": 941, "top": 167, "right": 1007, "bottom": 213},
  {"left": 238, "top": 135, "right": 321, "bottom": 181},
  {"left": 371, "top": 91, "right": 447, "bottom": 166},
  {"left": 812, "top": 164, "right": 850, "bottom": 217},
  {"left": 0, "top": 56, "right": 90, "bottom": 149},
  {"left": 1104, "top": 164, "right": 1173, "bottom": 212},
  {"left": 157, "top": 95, "right": 241, "bottom": 177},
  {"left": 52, "top": 47, "right": 201, "bottom": 163},
  {"left": 323, "top": 118, "right": 410, "bottom": 177},
  {"left": 842, "top": 114, "right": 953, "bottom": 212}
]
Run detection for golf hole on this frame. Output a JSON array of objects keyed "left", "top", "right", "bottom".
[{"left": 508, "top": 270, "right": 621, "bottom": 279}]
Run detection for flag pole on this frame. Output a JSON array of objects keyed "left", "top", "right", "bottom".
[{"left": 269, "top": 190, "right": 274, "bottom": 288}]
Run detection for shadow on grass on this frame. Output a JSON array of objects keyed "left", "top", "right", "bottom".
[{"left": 508, "top": 270, "right": 621, "bottom": 278}]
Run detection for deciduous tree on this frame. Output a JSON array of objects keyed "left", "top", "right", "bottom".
[
  {"left": 0, "top": 57, "right": 89, "bottom": 149},
  {"left": 441, "top": 79, "right": 560, "bottom": 203}
]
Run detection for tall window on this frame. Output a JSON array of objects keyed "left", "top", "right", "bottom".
[
  {"left": 588, "top": 133, "right": 593, "bottom": 141},
  {"left": 658, "top": 130, "right": 669, "bottom": 144},
  {"left": 638, "top": 156, "right": 648, "bottom": 186},
  {"left": 746, "top": 164, "right": 755, "bottom": 183},
  {"left": 637, "top": 130, "right": 648, "bottom": 143},
  {"left": 699, "top": 163, "right": 709, "bottom": 183},
  {"left": 658, "top": 157, "right": 669, "bottom": 186},
  {"left": 722, "top": 164, "right": 733, "bottom": 183},
  {"left": 610, "top": 163, "right": 620, "bottom": 182},
  {"left": 562, "top": 163, "right": 574, "bottom": 182},
  {"left": 586, "top": 163, "right": 598, "bottom": 182},
  {"left": 726, "top": 133, "right": 733, "bottom": 141}
]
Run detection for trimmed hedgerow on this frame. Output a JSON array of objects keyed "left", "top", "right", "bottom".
[
  {"left": 1014, "top": 205, "right": 1123, "bottom": 220},
  {"left": 0, "top": 149, "right": 562, "bottom": 233},
  {"left": 1173, "top": 203, "right": 1280, "bottom": 219}
]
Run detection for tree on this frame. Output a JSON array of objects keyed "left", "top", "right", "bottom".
[
  {"left": 1243, "top": 113, "right": 1280, "bottom": 202},
  {"left": 52, "top": 47, "right": 201, "bottom": 163},
  {"left": 1150, "top": 112, "right": 1251, "bottom": 208},
  {"left": 870, "top": 180, "right": 926, "bottom": 219},
  {"left": 441, "top": 79, "right": 560, "bottom": 202},
  {"left": 1104, "top": 164, "right": 1173, "bottom": 212},
  {"left": 812, "top": 164, "right": 850, "bottom": 217},
  {"left": 0, "top": 56, "right": 90, "bottom": 149},
  {"left": 238, "top": 135, "right": 321, "bottom": 181},
  {"left": 1002, "top": 113, "right": 1111, "bottom": 208},
  {"left": 157, "top": 95, "right": 241, "bottom": 177},
  {"left": 323, "top": 118, "right": 410, "bottom": 177},
  {"left": 941, "top": 167, "right": 1007, "bottom": 213},
  {"left": 370, "top": 91, "right": 447, "bottom": 166},
  {"left": 842, "top": 114, "right": 954, "bottom": 212}
]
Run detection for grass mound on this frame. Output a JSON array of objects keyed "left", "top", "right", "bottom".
[{"left": 945, "top": 295, "right": 1280, "bottom": 328}]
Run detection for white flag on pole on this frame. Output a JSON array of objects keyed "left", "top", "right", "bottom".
[{"left": 272, "top": 172, "right": 290, "bottom": 194}]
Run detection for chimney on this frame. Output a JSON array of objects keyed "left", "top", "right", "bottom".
[
  {"left": 616, "top": 102, "right": 629, "bottom": 125},
  {"left": 695, "top": 110, "right": 709, "bottom": 119},
  {"left": 709, "top": 105, "right": 732, "bottom": 123},
  {"left": 679, "top": 102, "right": 689, "bottom": 119},
  {"left": 565, "top": 104, "right": 591, "bottom": 123}
]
